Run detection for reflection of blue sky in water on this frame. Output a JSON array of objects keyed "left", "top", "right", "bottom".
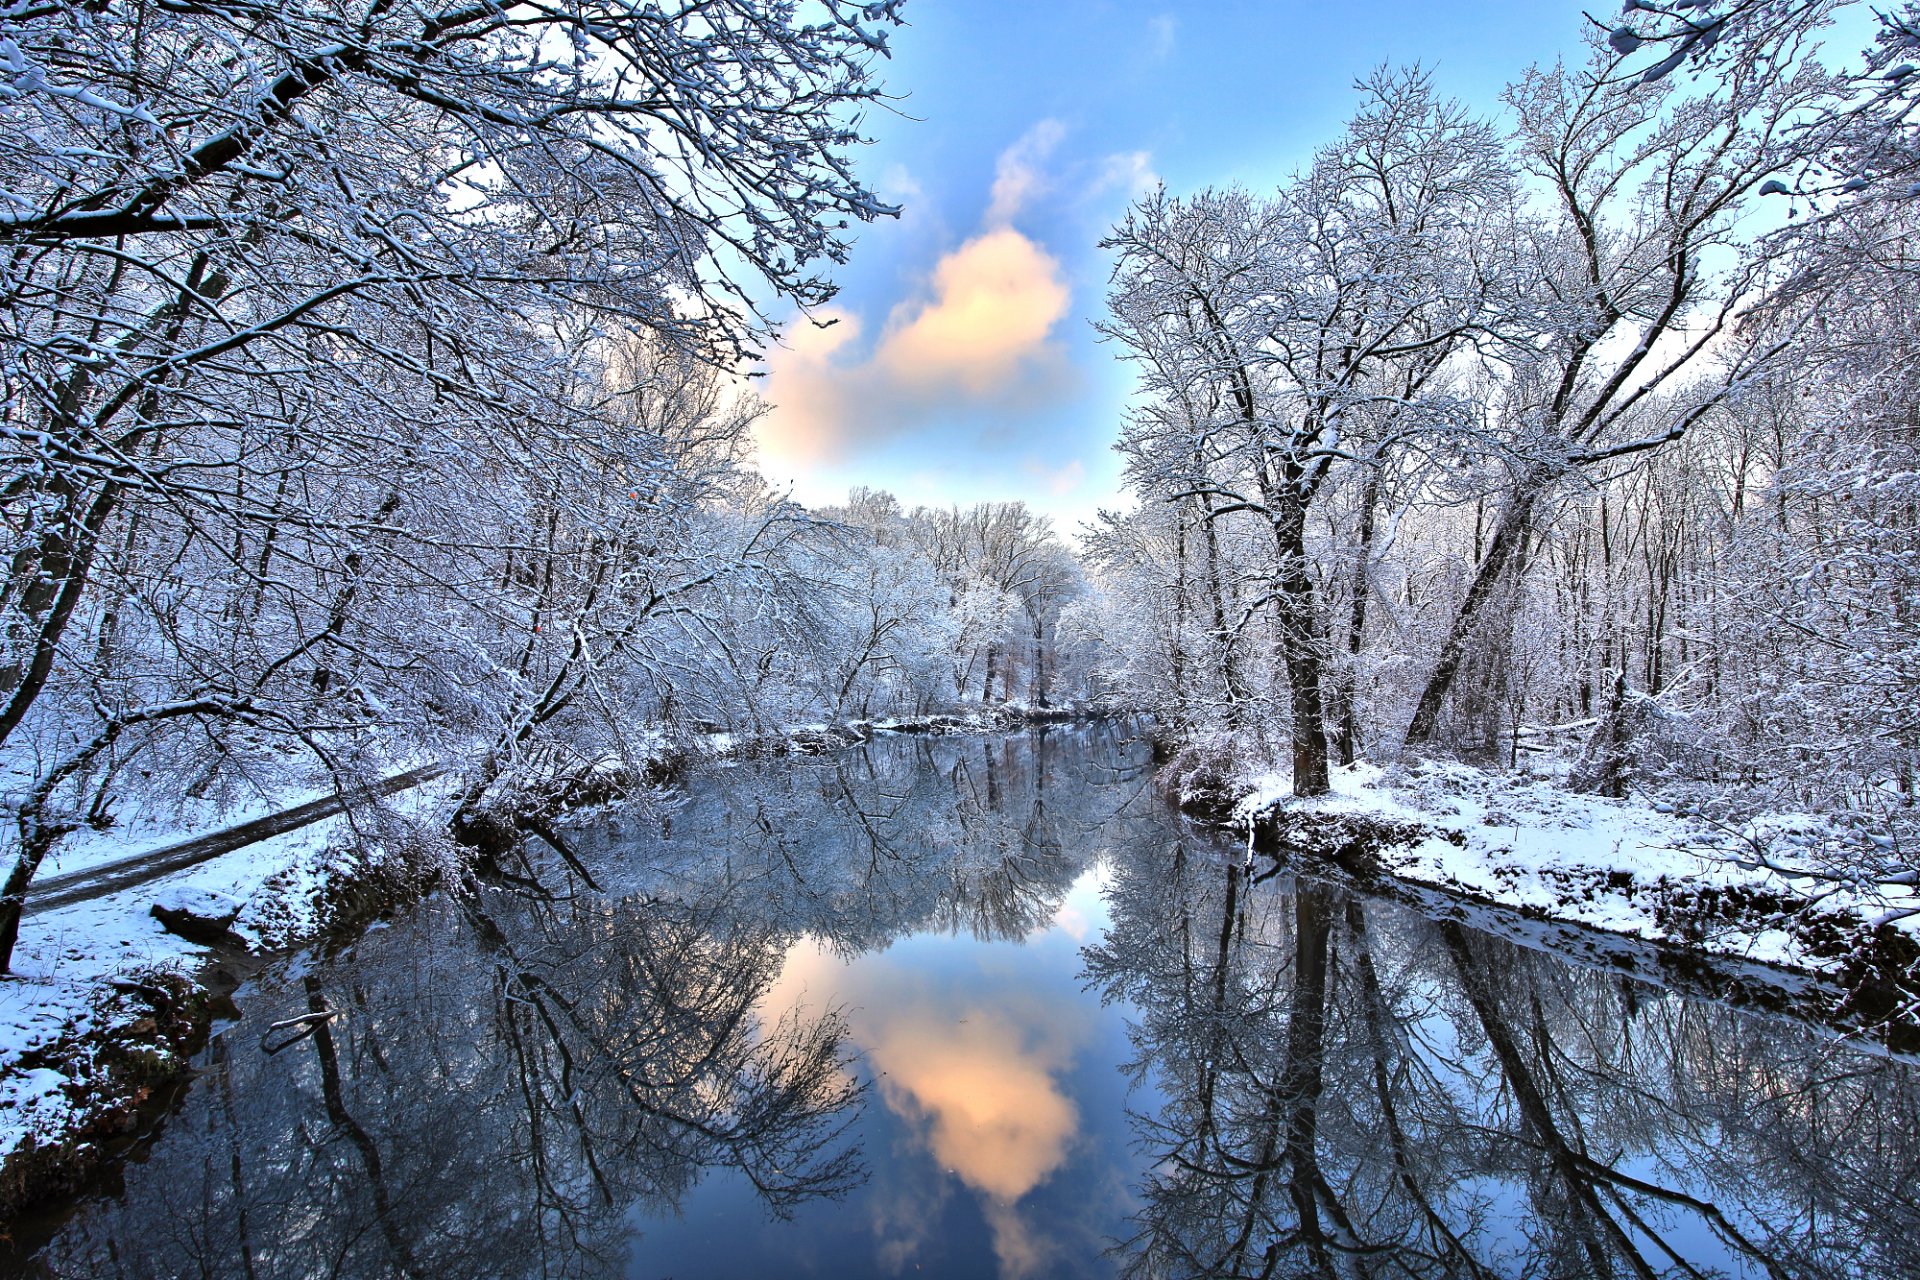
[{"left": 625, "top": 864, "right": 1147, "bottom": 1279}]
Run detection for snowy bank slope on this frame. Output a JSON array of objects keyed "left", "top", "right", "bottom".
[{"left": 1233, "top": 760, "right": 1920, "bottom": 981}]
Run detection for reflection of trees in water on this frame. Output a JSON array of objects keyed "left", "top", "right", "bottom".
[
  {"left": 34, "top": 886, "right": 862, "bottom": 1280},
  {"left": 33, "top": 725, "right": 1158, "bottom": 1279},
  {"left": 584, "top": 723, "right": 1158, "bottom": 951},
  {"left": 1088, "top": 843, "right": 1920, "bottom": 1280}
]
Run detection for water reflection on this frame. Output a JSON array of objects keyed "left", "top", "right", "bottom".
[
  {"left": 769, "top": 930, "right": 1100, "bottom": 1276},
  {"left": 27, "top": 891, "right": 863, "bottom": 1278},
  {"left": 582, "top": 731, "right": 1113, "bottom": 953},
  {"left": 1087, "top": 839, "right": 1920, "bottom": 1280},
  {"left": 12, "top": 725, "right": 1920, "bottom": 1279},
  {"left": 18, "top": 725, "right": 1155, "bottom": 1279}
]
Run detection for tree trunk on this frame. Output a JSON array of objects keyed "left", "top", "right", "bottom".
[
  {"left": 0, "top": 481, "right": 122, "bottom": 752},
  {"left": 1195, "top": 488, "right": 1251, "bottom": 726},
  {"left": 1330, "top": 469, "right": 1381, "bottom": 766},
  {"left": 1270, "top": 504, "right": 1331, "bottom": 796},
  {"left": 1170, "top": 511, "right": 1190, "bottom": 702},
  {"left": 1030, "top": 609, "right": 1048, "bottom": 707},
  {"left": 1404, "top": 482, "right": 1543, "bottom": 751}
]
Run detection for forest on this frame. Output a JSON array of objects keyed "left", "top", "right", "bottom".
[
  {"left": 0, "top": 0, "right": 1115, "bottom": 971},
  {"left": 1089, "top": 12, "right": 1920, "bottom": 896},
  {"left": 2, "top": 0, "right": 1920, "bottom": 1262},
  {"left": 1, "top": 1, "right": 1910, "bottom": 953}
]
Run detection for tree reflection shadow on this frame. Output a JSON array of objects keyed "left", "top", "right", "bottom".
[
  {"left": 34, "top": 883, "right": 861, "bottom": 1279},
  {"left": 580, "top": 724, "right": 1145, "bottom": 953},
  {"left": 1088, "top": 845, "right": 1920, "bottom": 1279},
  {"left": 39, "top": 725, "right": 1911, "bottom": 1279}
]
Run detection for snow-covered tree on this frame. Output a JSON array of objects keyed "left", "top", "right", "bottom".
[
  {"left": 0, "top": 0, "right": 905, "bottom": 970},
  {"left": 1101, "top": 68, "right": 1515, "bottom": 794}
]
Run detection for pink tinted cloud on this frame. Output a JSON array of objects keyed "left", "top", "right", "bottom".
[{"left": 756, "top": 226, "right": 1071, "bottom": 466}]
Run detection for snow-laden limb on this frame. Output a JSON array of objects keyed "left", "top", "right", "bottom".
[
  {"left": 0, "top": 1, "right": 929, "bottom": 961},
  {"left": 0, "top": 1, "right": 902, "bottom": 328},
  {"left": 1086, "top": 27, "right": 1918, "bottom": 914},
  {"left": 1600, "top": 1, "right": 1920, "bottom": 199},
  {"left": 1095, "top": 67, "right": 1518, "bottom": 796}
]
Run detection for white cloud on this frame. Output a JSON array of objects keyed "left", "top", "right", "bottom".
[
  {"left": 1087, "top": 150, "right": 1160, "bottom": 204},
  {"left": 756, "top": 308, "right": 864, "bottom": 467},
  {"left": 879, "top": 162, "right": 924, "bottom": 205},
  {"left": 986, "top": 119, "right": 1067, "bottom": 227},
  {"left": 1146, "top": 14, "right": 1177, "bottom": 61},
  {"left": 755, "top": 124, "right": 1080, "bottom": 473},
  {"left": 1025, "top": 457, "right": 1086, "bottom": 496},
  {"left": 757, "top": 228, "right": 1070, "bottom": 464}
]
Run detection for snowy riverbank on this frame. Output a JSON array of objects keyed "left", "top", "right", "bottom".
[
  {"left": 1220, "top": 759, "right": 1919, "bottom": 1007},
  {"left": 0, "top": 772, "right": 462, "bottom": 1215}
]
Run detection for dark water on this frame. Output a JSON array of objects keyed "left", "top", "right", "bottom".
[{"left": 14, "top": 726, "right": 1920, "bottom": 1278}]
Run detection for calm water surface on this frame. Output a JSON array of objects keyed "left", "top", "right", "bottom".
[{"left": 16, "top": 726, "right": 1920, "bottom": 1278}]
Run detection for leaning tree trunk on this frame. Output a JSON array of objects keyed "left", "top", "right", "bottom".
[
  {"left": 1, "top": 255, "right": 237, "bottom": 753},
  {"left": 0, "top": 479, "right": 122, "bottom": 754},
  {"left": 1403, "top": 483, "right": 1543, "bottom": 751}
]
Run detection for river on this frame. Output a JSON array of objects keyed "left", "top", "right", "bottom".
[{"left": 10, "top": 724, "right": 1918, "bottom": 1278}]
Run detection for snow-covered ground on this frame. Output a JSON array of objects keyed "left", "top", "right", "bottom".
[
  {"left": 1233, "top": 759, "right": 1920, "bottom": 975},
  {"left": 0, "top": 784, "right": 457, "bottom": 1164}
]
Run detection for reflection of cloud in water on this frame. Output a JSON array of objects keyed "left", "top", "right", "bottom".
[
  {"left": 870, "top": 1165, "right": 949, "bottom": 1275},
  {"left": 981, "top": 1199, "right": 1054, "bottom": 1279},
  {"left": 1051, "top": 903, "right": 1091, "bottom": 942},
  {"left": 1046, "top": 863, "right": 1113, "bottom": 943},
  {"left": 872, "top": 1001, "right": 1077, "bottom": 1201},
  {"left": 765, "top": 929, "right": 1095, "bottom": 1277}
]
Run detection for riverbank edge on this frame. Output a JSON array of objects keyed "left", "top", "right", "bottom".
[
  {"left": 1165, "top": 759, "right": 1920, "bottom": 1052},
  {"left": 0, "top": 704, "right": 1115, "bottom": 1227}
]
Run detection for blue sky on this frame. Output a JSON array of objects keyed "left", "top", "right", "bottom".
[{"left": 745, "top": 0, "right": 1862, "bottom": 535}]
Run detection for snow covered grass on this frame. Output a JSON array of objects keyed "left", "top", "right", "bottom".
[{"left": 1229, "top": 758, "right": 1920, "bottom": 978}]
